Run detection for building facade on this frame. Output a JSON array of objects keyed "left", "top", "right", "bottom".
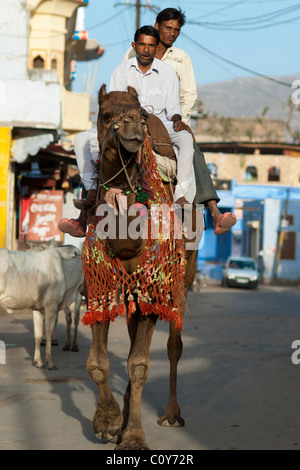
[
  {"left": 195, "top": 140, "right": 300, "bottom": 283},
  {"left": 0, "top": 0, "right": 103, "bottom": 248}
]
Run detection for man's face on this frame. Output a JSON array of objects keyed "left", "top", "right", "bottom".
[
  {"left": 154, "top": 19, "right": 181, "bottom": 47},
  {"left": 132, "top": 34, "right": 158, "bottom": 67}
]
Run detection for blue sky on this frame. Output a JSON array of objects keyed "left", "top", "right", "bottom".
[{"left": 72, "top": 0, "right": 300, "bottom": 95}]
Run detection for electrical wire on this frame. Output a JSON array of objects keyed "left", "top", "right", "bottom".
[
  {"left": 187, "top": 3, "right": 300, "bottom": 29},
  {"left": 181, "top": 31, "right": 292, "bottom": 87}
]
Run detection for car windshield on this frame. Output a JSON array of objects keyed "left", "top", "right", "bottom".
[{"left": 228, "top": 260, "right": 256, "bottom": 270}]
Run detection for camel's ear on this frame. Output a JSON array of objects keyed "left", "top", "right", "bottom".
[
  {"left": 127, "top": 86, "right": 138, "bottom": 99},
  {"left": 99, "top": 84, "right": 107, "bottom": 104}
]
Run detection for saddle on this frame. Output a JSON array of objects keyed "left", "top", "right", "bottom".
[{"left": 146, "top": 113, "right": 195, "bottom": 183}]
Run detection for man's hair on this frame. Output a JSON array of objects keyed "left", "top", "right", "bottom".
[
  {"left": 134, "top": 25, "right": 160, "bottom": 44},
  {"left": 156, "top": 7, "right": 186, "bottom": 27}
]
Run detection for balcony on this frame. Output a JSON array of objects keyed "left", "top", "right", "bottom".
[
  {"left": 61, "top": 89, "right": 91, "bottom": 132},
  {"left": 29, "top": 69, "right": 58, "bottom": 83}
]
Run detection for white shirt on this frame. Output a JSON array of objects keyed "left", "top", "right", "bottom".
[
  {"left": 109, "top": 57, "right": 181, "bottom": 124},
  {"left": 122, "top": 46, "right": 197, "bottom": 124}
]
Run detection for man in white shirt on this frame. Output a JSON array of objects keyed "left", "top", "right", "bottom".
[
  {"left": 110, "top": 26, "right": 195, "bottom": 205},
  {"left": 122, "top": 8, "right": 197, "bottom": 125},
  {"left": 121, "top": 8, "right": 236, "bottom": 235},
  {"left": 58, "top": 17, "right": 236, "bottom": 237}
]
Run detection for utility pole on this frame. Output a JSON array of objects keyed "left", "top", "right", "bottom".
[
  {"left": 116, "top": 1, "right": 158, "bottom": 30},
  {"left": 273, "top": 188, "right": 290, "bottom": 283},
  {"left": 136, "top": 0, "right": 141, "bottom": 29}
]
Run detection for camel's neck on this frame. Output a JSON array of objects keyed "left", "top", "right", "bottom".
[
  {"left": 99, "top": 147, "right": 147, "bottom": 269},
  {"left": 100, "top": 147, "right": 138, "bottom": 193}
]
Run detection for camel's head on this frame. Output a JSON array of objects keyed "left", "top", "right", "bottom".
[{"left": 98, "top": 84, "right": 146, "bottom": 154}]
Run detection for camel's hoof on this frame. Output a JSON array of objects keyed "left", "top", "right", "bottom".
[
  {"left": 96, "top": 431, "right": 119, "bottom": 443},
  {"left": 158, "top": 416, "right": 185, "bottom": 427}
]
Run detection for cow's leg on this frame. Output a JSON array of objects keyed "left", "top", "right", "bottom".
[
  {"left": 51, "top": 311, "right": 59, "bottom": 346},
  {"left": 117, "top": 313, "right": 157, "bottom": 450},
  {"left": 63, "top": 307, "right": 72, "bottom": 351},
  {"left": 87, "top": 322, "right": 123, "bottom": 442},
  {"left": 32, "top": 310, "right": 44, "bottom": 368},
  {"left": 158, "top": 320, "right": 184, "bottom": 427},
  {"left": 41, "top": 313, "right": 58, "bottom": 346},
  {"left": 44, "top": 307, "right": 57, "bottom": 370},
  {"left": 71, "top": 292, "right": 81, "bottom": 352}
]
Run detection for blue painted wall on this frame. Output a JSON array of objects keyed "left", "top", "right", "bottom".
[{"left": 197, "top": 181, "right": 300, "bottom": 283}]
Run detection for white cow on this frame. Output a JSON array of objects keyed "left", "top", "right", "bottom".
[
  {"left": 0, "top": 247, "right": 84, "bottom": 370},
  {"left": 25, "top": 241, "right": 84, "bottom": 352}
]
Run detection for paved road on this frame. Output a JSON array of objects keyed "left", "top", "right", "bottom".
[{"left": 1, "top": 283, "right": 300, "bottom": 451}]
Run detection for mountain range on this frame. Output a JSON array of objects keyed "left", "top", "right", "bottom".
[{"left": 197, "top": 74, "right": 299, "bottom": 124}]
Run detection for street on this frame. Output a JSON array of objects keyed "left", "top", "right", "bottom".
[{"left": 1, "top": 283, "right": 300, "bottom": 450}]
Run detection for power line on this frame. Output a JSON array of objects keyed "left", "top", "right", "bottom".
[
  {"left": 187, "top": 3, "right": 300, "bottom": 29},
  {"left": 115, "top": 1, "right": 159, "bottom": 29},
  {"left": 181, "top": 32, "right": 292, "bottom": 88}
]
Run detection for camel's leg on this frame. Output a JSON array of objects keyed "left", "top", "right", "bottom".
[
  {"left": 158, "top": 320, "right": 185, "bottom": 427},
  {"left": 117, "top": 313, "right": 157, "bottom": 450},
  {"left": 87, "top": 322, "right": 123, "bottom": 442},
  {"left": 122, "top": 311, "right": 140, "bottom": 429}
]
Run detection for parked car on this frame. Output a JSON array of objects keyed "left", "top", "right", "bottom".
[{"left": 222, "top": 256, "right": 259, "bottom": 289}]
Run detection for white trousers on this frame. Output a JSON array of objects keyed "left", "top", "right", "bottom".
[
  {"left": 163, "top": 121, "right": 196, "bottom": 203},
  {"left": 74, "top": 128, "right": 99, "bottom": 192},
  {"left": 75, "top": 123, "right": 196, "bottom": 203}
]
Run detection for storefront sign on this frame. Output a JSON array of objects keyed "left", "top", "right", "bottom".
[{"left": 27, "top": 190, "right": 63, "bottom": 241}]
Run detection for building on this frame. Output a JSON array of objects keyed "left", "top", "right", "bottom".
[
  {"left": 196, "top": 141, "right": 300, "bottom": 284},
  {"left": 243, "top": 194, "right": 300, "bottom": 285},
  {"left": 0, "top": 0, "right": 104, "bottom": 249}
]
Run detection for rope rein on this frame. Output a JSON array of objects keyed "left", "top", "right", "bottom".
[{"left": 97, "top": 106, "right": 145, "bottom": 197}]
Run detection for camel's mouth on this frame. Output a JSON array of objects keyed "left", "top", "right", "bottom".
[{"left": 119, "top": 134, "right": 145, "bottom": 153}]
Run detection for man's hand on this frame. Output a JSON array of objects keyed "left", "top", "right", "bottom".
[{"left": 170, "top": 114, "right": 188, "bottom": 132}]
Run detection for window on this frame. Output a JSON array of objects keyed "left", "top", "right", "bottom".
[
  {"left": 281, "top": 215, "right": 294, "bottom": 227},
  {"left": 245, "top": 166, "right": 258, "bottom": 181},
  {"left": 51, "top": 59, "right": 57, "bottom": 70},
  {"left": 33, "top": 55, "right": 44, "bottom": 69},
  {"left": 268, "top": 166, "right": 280, "bottom": 182},
  {"left": 281, "top": 232, "right": 296, "bottom": 260}
]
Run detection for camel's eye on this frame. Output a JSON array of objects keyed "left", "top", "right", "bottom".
[{"left": 102, "top": 113, "right": 112, "bottom": 124}]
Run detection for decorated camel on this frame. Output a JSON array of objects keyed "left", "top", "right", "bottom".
[{"left": 81, "top": 85, "right": 201, "bottom": 450}]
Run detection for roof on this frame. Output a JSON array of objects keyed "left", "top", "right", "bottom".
[{"left": 197, "top": 141, "right": 300, "bottom": 155}]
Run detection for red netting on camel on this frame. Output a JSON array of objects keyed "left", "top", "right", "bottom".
[{"left": 81, "top": 134, "right": 186, "bottom": 331}]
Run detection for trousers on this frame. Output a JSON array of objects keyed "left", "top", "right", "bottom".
[
  {"left": 74, "top": 128, "right": 219, "bottom": 205},
  {"left": 163, "top": 121, "right": 196, "bottom": 203}
]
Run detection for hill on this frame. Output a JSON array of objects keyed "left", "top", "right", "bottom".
[{"left": 197, "top": 74, "right": 299, "bottom": 121}]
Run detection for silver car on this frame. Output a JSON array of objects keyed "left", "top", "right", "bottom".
[{"left": 222, "top": 256, "right": 259, "bottom": 289}]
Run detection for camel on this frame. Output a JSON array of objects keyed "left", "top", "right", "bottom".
[{"left": 82, "top": 84, "right": 200, "bottom": 450}]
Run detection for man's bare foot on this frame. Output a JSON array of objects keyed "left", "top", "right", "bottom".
[
  {"left": 58, "top": 218, "right": 86, "bottom": 237},
  {"left": 214, "top": 212, "right": 237, "bottom": 235},
  {"left": 207, "top": 200, "right": 236, "bottom": 235}
]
